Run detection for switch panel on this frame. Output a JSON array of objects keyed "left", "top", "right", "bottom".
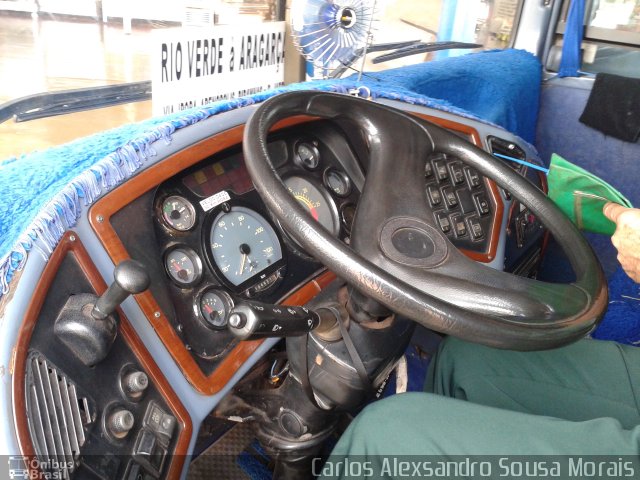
[{"left": 425, "top": 152, "right": 496, "bottom": 253}]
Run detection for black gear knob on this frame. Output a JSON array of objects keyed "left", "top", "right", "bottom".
[{"left": 92, "top": 259, "right": 150, "bottom": 320}]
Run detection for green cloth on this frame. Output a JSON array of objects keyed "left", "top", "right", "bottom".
[
  {"left": 547, "top": 153, "right": 632, "bottom": 235},
  {"left": 320, "top": 338, "right": 640, "bottom": 479}
]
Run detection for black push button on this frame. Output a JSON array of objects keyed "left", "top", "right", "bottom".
[
  {"left": 474, "top": 194, "right": 490, "bottom": 215},
  {"left": 434, "top": 161, "right": 449, "bottom": 182},
  {"left": 467, "top": 216, "right": 484, "bottom": 240},
  {"left": 442, "top": 187, "right": 458, "bottom": 209},
  {"left": 451, "top": 215, "right": 467, "bottom": 237},
  {"left": 449, "top": 162, "right": 465, "bottom": 185},
  {"left": 435, "top": 211, "right": 451, "bottom": 234},
  {"left": 465, "top": 167, "right": 482, "bottom": 188},
  {"left": 427, "top": 186, "right": 442, "bottom": 206},
  {"left": 456, "top": 188, "right": 475, "bottom": 214},
  {"left": 157, "top": 413, "right": 176, "bottom": 439},
  {"left": 144, "top": 402, "right": 164, "bottom": 433},
  {"left": 425, "top": 161, "right": 434, "bottom": 179},
  {"left": 136, "top": 429, "right": 157, "bottom": 457}
]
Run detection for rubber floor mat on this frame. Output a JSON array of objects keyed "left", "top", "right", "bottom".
[{"left": 187, "top": 422, "right": 272, "bottom": 479}]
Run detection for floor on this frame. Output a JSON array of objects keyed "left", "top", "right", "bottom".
[
  {"left": 188, "top": 422, "right": 265, "bottom": 480},
  {"left": 0, "top": 11, "right": 154, "bottom": 161}
]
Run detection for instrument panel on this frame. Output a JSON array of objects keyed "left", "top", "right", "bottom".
[{"left": 151, "top": 122, "right": 362, "bottom": 366}]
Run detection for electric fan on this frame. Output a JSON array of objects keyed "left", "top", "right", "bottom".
[{"left": 290, "top": 0, "right": 378, "bottom": 78}]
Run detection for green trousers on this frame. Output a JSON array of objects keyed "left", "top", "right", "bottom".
[{"left": 319, "top": 337, "right": 640, "bottom": 479}]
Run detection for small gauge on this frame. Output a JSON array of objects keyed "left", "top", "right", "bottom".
[
  {"left": 164, "top": 246, "right": 202, "bottom": 287},
  {"left": 284, "top": 176, "right": 339, "bottom": 235},
  {"left": 162, "top": 195, "right": 196, "bottom": 231},
  {"left": 323, "top": 168, "right": 352, "bottom": 197},
  {"left": 199, "top": 291, "right": 228, "bottom": 329},
  {"left": 294, "top": 142, "right": 320, "bottom": 170}
]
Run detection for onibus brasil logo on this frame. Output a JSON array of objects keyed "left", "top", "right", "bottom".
[{"left": 7, "top": 456, "right": 74, "bottom": 479}]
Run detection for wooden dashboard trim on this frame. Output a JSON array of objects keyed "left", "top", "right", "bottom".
[
  {"left": 412, "top": 113, "right": 504, "bottom": 263},
  {"left": 11, "top": 231, "right": 192, "bottom": 480},
  {"left": 89, "top": 109, "right": 504, "bottom": 395}
]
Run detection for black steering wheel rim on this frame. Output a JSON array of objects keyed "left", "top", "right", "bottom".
[{"left": 243, "top": 90, "right": 607, "bottom": 350}]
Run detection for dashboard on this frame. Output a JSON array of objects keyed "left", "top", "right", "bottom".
[
  {"left": 88, "top": 112, "right": 545, "bottom": 394},
  {"left": 9, "top": 102, "right": 547, "bottom": 479},
  {"left": 152, "top": 121, "right": 503, "bottom": 364}
]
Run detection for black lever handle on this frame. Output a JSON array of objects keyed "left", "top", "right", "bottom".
[
  {"left": 92, "top": 259, "right": 150, "bottom": 320},
  {"left": 228, "top": 299, "right": 320, "bottom": 340}
]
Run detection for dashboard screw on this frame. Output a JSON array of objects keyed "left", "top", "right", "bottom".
[
  {"left": 96, "top": 214, "right": 104, "bottom": 223},
  {"left": 176, "top": 324, "right": 184, "bottom": 332},
  {"left": 222, "top": 202, "right": 231, "bottom": 213},
  {"left": 69, "top": 235, "right": 76, "bottom": 242},
  {"left": 154, "top": 311, "right": 161, "bottom": 318}
]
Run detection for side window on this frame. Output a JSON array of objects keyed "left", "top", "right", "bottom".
[{"left": 551, "top": 0, "right": 640, "bottom": 76}]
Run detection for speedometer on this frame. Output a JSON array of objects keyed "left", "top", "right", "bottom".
[{"left": 209, "top": 206, "right": 283, "bottom": 287}]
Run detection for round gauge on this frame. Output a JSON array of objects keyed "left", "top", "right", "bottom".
[
  {"left": 164, "top": 246, "right": 202, "bottom": 287},
  {"left": 323, "top": 168, "right": 352, "bottom": 197},
  {"left": 284, "top": 176, "right": 339, "bottom": 235},
  {"left": 162, "top": 196, "right": 196, "bottom": 231},
  {"left": 294, "top": 142, "right": 320, "bottom": 170},
  {"left": 199, "top": 291, "right": 228, "bottom": 329},
  {"left": 209, "top": 206, "right": 283, "bottom": 287}
]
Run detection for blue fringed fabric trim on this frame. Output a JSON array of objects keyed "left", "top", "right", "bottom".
[{"left": 0, "top": 50, "right": 543, "bottom": 300}]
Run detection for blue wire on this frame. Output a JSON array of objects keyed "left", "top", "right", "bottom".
[{"left": 492, "top": 152, "right": 550, "bottom": 174}]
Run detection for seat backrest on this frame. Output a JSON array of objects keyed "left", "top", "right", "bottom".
[
  {"left": 536, "top": 76, "right": 640, "bottom": 277},
  {"left": 536, "top": 77, "right": 640, "bottom": 207}
]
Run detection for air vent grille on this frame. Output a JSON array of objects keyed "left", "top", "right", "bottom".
[{"left": 26, "top": 353, "right": 94, "bottom": 478}]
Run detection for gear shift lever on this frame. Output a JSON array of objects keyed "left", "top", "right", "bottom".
[
  {"left": 92, "top": 260, "right": 150, "bottom": 320},
  {"left": 54, "top": 259, "right": 150, "bottom": 366}
]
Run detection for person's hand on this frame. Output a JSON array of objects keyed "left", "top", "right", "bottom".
[{"left": 603, "top": 203, "right": 640, "bottom": 282}]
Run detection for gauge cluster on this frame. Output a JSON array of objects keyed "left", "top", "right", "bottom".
[{"left": 151, "top": 122, "right": 362, "bottom": 368}]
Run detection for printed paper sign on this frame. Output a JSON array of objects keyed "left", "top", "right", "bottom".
[{"left": 152, "top": 22, "right": 286, "bottom": 116}]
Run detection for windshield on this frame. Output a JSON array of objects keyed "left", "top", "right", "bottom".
[{"left": 0, "top": 0, "right": 520, "bottom": 161}]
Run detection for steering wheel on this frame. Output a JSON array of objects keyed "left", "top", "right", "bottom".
[{"left": 242, "top": 91, "right": 607, "bottom": 350}]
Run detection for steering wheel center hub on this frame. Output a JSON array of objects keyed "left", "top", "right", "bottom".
[
  {"left": 391, "top": 228, "right": 434, "bottom": 258},
  {"left": 380, "top": 217, "right": 448, "bottom": 268}
]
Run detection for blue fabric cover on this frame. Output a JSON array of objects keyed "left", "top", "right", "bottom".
[
  {"left": 593, "top": 268, "right": 640, "bottom": 345},
  {"left": 0, "top": 49, "right": 541, "bottom": 297},
  {"left": 353, "top": 49, "right": 541, "bottom": 143}
]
